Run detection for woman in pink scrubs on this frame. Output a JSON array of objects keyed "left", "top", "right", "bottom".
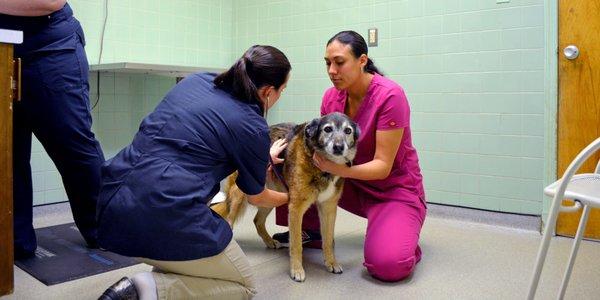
[{"left": 274, "top": 30, "right": 427, "bottom": 282}]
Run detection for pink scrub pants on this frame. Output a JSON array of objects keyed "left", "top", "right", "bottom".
[{"left": 276, "top": 181, "right": 427, "bottom": 282}]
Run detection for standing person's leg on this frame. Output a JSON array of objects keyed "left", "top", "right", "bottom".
[
  {"left": 362, "top": 200, "right": 426, "bottom": 282},
  {"left": 30, "top": 31, "right": 104, "bottom": 246},
  {"left": 12, "top": 77, "right": 35, "bottom": 257},
  {"left": 139, "top": 240, "right": 256, "bottom": 300}
]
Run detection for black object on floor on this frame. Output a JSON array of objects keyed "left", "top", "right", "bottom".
[{"left": 14, "top": 223, "right": 139, "bottom": 286}]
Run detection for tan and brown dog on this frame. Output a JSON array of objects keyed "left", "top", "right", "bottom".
[{"left": 212, "top": 112, "right": 360, "bottom": 282}]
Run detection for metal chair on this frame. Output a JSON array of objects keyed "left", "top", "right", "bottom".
[{"left": 528, "top": 137, "right": 600, "bottom": 299}]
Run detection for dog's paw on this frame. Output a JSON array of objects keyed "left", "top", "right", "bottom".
[
  {"left": 326, "top": 262, "right": 343, "bottom": 274},
  {"left": 290, "top": 267, "right": 306, "bottom": 282},
  {"left": 264, "top": 238, "right": 282, "bottom": 249}
]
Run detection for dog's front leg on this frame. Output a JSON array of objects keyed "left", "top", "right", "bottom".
[
  {"left": 288, "top": 195, "right": 314, "bottom": 282},
  {"left": 317, "top": 198, "right": 343, "bottom": 274}
]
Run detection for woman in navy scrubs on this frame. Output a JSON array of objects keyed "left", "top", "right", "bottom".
[
  {"left": 98, "top": 45, "right": 291, "bottom": 300},
  {"left": 0, "top": 1, "right": 105, "bottom": 258}
]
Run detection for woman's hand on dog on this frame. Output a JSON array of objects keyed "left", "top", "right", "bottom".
[
  {"left": 313, "top": 153, "right": 348, "bottom": 177},
  {"left": 268, "top": 139, "right": 287, "bottom": 181},
  {"left": 270, "top": 139, "right": 288, "bottom": 164}
]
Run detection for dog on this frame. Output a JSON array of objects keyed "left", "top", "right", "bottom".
[{"left": 211, "top": 112, "right": 360, "bottom": 282}]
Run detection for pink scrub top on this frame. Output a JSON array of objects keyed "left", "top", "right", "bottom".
[{"left": 321, "top": 73, "right": 426, "bottom": 207}]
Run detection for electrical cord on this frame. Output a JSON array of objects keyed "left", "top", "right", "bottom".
[{"left": 91, "top": 0, "right": 108, "bottom": 110}]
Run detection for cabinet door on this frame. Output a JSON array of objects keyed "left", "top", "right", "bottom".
[{"left": 0, "top": 43, "right": 14, "bottom": 296}]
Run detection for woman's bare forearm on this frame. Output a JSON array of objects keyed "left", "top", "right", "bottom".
[
  {"left": 340, "top": 159, "right": 392, "bottom": 180},
  {"left": 247, "top": 188, "right": 288, "bottom": 208}
]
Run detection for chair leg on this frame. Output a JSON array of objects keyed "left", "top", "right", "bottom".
[
  {"left": 528, "top": 195, "right": 564, "bottom": 300},
  {"left": 558, "top": 204, "right": 591, "bottom": 300}
]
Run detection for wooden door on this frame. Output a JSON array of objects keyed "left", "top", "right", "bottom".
[
  {"left": 0, "top": 43, "right": 14, "bottom": 296},
  {"left": 556, "top": 0, "right": 600, "bottom": 239}
]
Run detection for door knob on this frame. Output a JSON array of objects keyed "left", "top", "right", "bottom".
[{"left": 563, "top": 45, "right": 579, "bottom": 60}]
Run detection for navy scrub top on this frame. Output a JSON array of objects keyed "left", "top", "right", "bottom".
[{"left": 97, "top": 73, "right": 270, "bottom": 261}]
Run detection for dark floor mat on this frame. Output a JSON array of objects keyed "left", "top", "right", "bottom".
[{"left": 14, "top": 223, "right": 139, "bottom": 285}]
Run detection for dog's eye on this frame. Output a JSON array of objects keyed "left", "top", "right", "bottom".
[
  {"left": 323, "top": 126, "right": 332, "bottom": 133},
  {"left": 344, "top": 128, "right": 352, "bottom": 135}
]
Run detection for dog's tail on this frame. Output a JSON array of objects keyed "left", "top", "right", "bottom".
[
  {"left": 210, "top": 172, "right": 248, "bottom": 227},
  {"left": 223, "top": 181, "right": 248, "bottom": 227}
]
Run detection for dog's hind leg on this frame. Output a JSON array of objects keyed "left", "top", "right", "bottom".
[
  {"left": 225, "top": 183, "right": 247, "bottom": 227},
  {"left": 317, "top": 198, "right": 343, "bottom": 274},
  {"left": 253, "top": 207, "right": 281, "bottom": 249}
]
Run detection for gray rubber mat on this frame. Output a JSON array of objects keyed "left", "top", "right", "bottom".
[{"left": 14, "top": 223, "right": 139, "bottom": 285}]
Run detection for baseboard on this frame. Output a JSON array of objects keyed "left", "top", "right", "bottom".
[{"left": 427, "top": 203, "right": 542, "bottom": 232}]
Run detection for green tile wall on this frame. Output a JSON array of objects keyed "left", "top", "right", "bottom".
[
  {"left": 31, "top": 0, "right": 553, "bottom": 215},
  {"left": 232, "top": 0, "right": 547, "bottom": 215},
  {"left": 69, "top": 0, "right": 233, "bottom": 67}
]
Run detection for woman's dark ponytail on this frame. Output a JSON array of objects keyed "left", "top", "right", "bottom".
[
  {"left": 214, "top": 45, "right": 291, "bottom": 105},
  {"left": 327, "top": 31, "right": 383, "bottom": 76},
  {"left": 232, "top": 55, "right": 258, "bottom": 104},
  {"left": 364, "top": 58, "right": 381, "bottom": 75}
]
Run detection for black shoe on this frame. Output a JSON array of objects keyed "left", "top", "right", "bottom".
[
  {"left": 86, "top": 240, "right": 100, "bottom": 250},
  {"left": 98, "top": 277, "right": 139, "bottom": 300},
  {"left": 272, "top": 230, "right": 322, "bottom": 249},
  {"left": 83, "top": 234, "right": 100, "bottom": 249},
  {"left": 14, "top": 244, "right": 36, "bottom": 260},
  {"left": 14, "top": 249, "right": 36, "bottom": 260}
]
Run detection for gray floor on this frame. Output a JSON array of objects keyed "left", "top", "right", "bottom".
[{"left": 4, "top": 202, "right": 600, "bottom": 300}]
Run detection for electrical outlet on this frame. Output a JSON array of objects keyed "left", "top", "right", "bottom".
[{"left": 368, "top": 28, "right": 378, "bottom": 47}]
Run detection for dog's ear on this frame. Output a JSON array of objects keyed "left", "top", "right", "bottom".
[
  {"left": 305, "top": 118, "right": 320, "bottom": 139},
  {"left": 352, "top": 121, "right": 361, "bottom": 142}
]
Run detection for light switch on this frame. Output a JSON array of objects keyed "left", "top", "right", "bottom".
[{"left": 368, "top": 28, "right": 378, "bottom": 47}]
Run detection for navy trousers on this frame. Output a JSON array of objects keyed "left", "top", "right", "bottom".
[{"left": 13, "top": 26, "right": 105, "bottom": 256}]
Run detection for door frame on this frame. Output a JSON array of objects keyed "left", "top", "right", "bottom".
[{"left": 542, "top": 0, "right": 558, "bottom": 228}]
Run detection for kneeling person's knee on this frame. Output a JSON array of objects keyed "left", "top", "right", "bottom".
[{"left": 363, "top": 254, "right": 416, "bottom": 282}]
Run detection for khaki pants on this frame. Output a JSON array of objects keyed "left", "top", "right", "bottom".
[{"left": 139, "top": 240, "right": 256, "bottom": 300}]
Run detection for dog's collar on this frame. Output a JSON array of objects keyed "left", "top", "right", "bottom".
[{"left": 269, "top": 156, "right": 289, "bottom": 191}]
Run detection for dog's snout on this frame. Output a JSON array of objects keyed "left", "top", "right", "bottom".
[{"left": 332, "top": 143, "right": 344, "bottom": 155}]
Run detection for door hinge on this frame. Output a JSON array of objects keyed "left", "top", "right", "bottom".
[{"left": 12, "top": 58, "right": 21, "bottom": 101}]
